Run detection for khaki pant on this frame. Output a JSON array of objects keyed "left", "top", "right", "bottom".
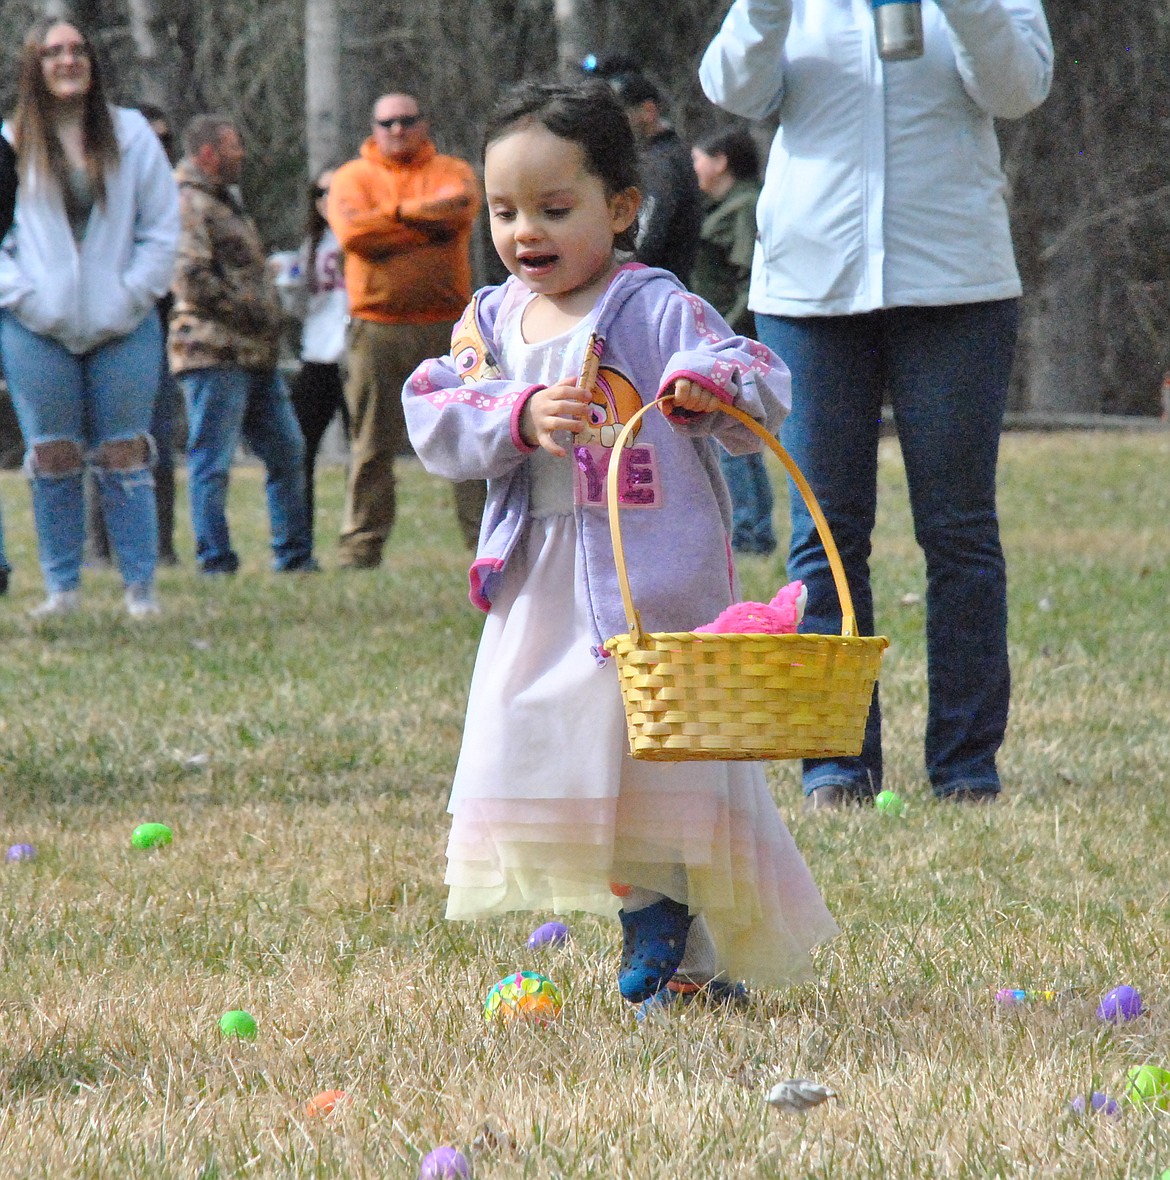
[{"left": 340, "top": 318, "right": 485, "bottom": 564}]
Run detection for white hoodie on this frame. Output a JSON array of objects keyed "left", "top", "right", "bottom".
[
  {"left": 0, "top": 106, "right": 178, "bottom": 354},
  {"left": 700, "top": 0, "right": 1053, "bottom": 317}
]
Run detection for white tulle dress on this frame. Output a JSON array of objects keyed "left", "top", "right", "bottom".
[{"left": 443, "top": 295, "right": 838, "bottom": 987}]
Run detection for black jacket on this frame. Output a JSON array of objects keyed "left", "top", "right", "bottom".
[
  {"left": 0, "top": 137, "right": 16, "bottom": 241},
  {"left": 635, "top": 128, "right": 702, "bottom": 285}
]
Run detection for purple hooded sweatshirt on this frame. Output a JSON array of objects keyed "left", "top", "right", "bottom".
[{"left": 402, "top": 264, "right": 791, "bottom": 658}]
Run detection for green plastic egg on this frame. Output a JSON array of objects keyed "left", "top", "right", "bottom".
[
  {"left": 218, "top": 1009, "right": 257, "bottom": 1040},
  {"left": 131, "top": 822, "right": 173, "bottom": 849},
  {"left": 874, "top": 790, "right": 905, "bottom": 817},
  {"left": 1125, "top": 1064, "right": 1170, "bottom": 1109}
]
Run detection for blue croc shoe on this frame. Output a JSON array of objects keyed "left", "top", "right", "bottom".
[{"left": 618, "top": 897, "right": 693, "bottom": 1003}]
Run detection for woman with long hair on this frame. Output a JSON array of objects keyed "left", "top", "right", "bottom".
[
  {"left": 283, "top": 168, "right": 349, "bottom": 541},
  {"left": 0, "top": 18, "right": 178, "bottom": 618}
]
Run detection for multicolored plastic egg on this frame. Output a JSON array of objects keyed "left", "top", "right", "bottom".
[
  {"left": 5, "top": 843, "right": 36, "bottom": 862},
  {"left": 483, "top": 970, "right": 563, "bottom": 1025},
  {"left": 995, "top": 987, "right": 1060, "bottom": 1007},
  {"left": 418, "top": 1146, "right": 471, "bottom": 1178},
  {"left": 218, "top": 1009, "right": 257, "bottom": 1040},
  {"left": 1096, "top": 985, "right": 1142, "bottom": 1023},
  {"left": 131, "top": 822, "right": 173, "bottom": 850},
  {"left": 527, "top": 921, "right": 569, "bottom": 949}
]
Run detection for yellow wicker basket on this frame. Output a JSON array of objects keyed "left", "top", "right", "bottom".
[{"left": 604, "top": 399, "right": 888, "bottom": 762}]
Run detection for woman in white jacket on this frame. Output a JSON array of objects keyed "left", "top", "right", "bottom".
[
  {"left": 0, "top": 18, "right": 178, "bottom": 619},
  {"left": 701, "top": 0, "right": 1053, "bottom": 807}
]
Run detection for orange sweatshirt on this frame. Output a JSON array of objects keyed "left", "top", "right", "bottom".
[{"left": 326, "top": 139, "right": 480, "bottom": 326}]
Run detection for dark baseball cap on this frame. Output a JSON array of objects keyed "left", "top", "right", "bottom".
[{"left": 607, "top": 71, "right": 660, "bottom": 107}]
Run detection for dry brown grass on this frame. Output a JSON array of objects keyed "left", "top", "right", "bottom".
[{"left": 1, "top": 432, "right": 1169, "bottom": 1178}]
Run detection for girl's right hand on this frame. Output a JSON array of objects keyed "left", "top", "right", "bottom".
[{"left": 520, "top": 377, "right": 589, "bottom": 457}]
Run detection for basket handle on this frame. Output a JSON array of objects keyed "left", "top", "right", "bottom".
[{"left": 605, "top": 397, "right": 859, "bottom": 645}]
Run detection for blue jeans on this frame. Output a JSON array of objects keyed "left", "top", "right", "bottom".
[
  {"left": 719, "top": 450, "right": 776, "bottom": 555},
  {"left": 0, "top": 310, "right": 160, "bottom": 592},
  {"left": 756, "top": 300, "right": 1017, "bottom": 800},
  {"left": 178, "top": 367, "right": 311, "bottom": 573}
]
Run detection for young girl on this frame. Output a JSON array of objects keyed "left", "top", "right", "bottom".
[
  {"left": 403, "top": 81, "right": 837, "bottom": 1011},
  {"left": 690, "top": 126, "right": 776, "bottom": 558}
]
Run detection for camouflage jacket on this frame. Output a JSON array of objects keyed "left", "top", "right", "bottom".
[{"left": 168, "top": 160, "right": 283, "bottom": 374}]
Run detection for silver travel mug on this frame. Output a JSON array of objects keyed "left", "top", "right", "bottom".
[{"left": 873, "top": 0, "right": 924, "bottom": 62}]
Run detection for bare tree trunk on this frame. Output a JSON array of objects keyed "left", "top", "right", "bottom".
[
  {"left": 125, "top": 0, "right": 191, "bottom": 126},
  {"left": 305, "top": 0, "right": 341, "bottom": 176},
  {"left": 553, "top": 0, "right": 607, "bottom": 79},
  {"left": 1020, "top": 233, "right": 1103, "bottom": 414}
]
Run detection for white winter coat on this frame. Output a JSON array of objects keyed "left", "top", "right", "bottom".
[
  {"left": 0, "top": 106, "right": 178, "bottom": 354},
  {"left": 699, "top": 0, "right": 1053, "bottom": 316}
]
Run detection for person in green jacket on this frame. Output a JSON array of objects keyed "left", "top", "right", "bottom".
[{"left": 691, "top": 127, "right": 776, "bottom": 556}]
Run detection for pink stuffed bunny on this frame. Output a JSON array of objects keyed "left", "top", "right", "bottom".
[{"left": 695, "top": 580, "right": 807, "bottom": 635}]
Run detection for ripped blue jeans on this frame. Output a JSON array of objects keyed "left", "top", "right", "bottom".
[{"left": 0, "top": 311, "right": 160, "bottom": 593}]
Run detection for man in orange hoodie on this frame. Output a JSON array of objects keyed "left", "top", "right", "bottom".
[{"left": 327, "top": 92, "right": 483, "bottom": 567}]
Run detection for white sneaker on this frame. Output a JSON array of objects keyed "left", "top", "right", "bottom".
[
  {"left": 125, "top": 585, "right": 161, "bottom": 620},
  {"left": 29, "top": 590, "right": 81, "bottom": 619}
]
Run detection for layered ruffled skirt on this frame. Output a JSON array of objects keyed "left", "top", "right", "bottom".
[{"left": 445, "top": 514, "right": 838, "bottom": 987}]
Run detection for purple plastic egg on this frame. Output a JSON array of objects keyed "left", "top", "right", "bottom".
[
  {"left": 1096, "top": 985, "right": 1143, "bottom": 1023},
  {"left": 5, "top": 843, "right": 36, "bottom": 863},
  {"left": 995, "top": 988, "right": 1025, "bottom": 1007},
  {"left": 418, "top": 1146, "right": 471, "bottom": 1179},
  {"left": 1069, "top": 1091, "right": 1120, "bottom": 1118},
  {"left": 527, "top": 920, "right": 569, "bottom": 950}
]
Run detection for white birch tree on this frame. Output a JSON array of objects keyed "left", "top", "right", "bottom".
[
  {"left": 125, "top": 0, "right": 191, "bottom": 124},
  {"left": 305, "top": 0, "right": 342, "bottom": 174}
]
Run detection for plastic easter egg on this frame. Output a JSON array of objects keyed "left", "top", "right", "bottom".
[
  {"left": 1069, "top": 1091, "right": 1120, "bottom": 1118},
  {"left": 995, "top": 988, "right": 1027, "bottom": 1007},
  {"left": 304, "top": 1089, "right": 348, "bottom": 1118},
  {"left": 1096, "top": 985, "right": 1142, "bottom": 1023},
  {"left": 218, "top": 1009, "right": 257, "bottom": 1040},
  {"left": 131, "top": 822, "right": 173, "bottom": 850},
  {"left": 874, "top": 789, "right": 905, "bottom": 816},
  {"left": 1125, "top": 1064, "right": 1170, "bottom": 1109},
  {"left": 527, "top": 921, "right": 569, "bottom": 949},
  {"left": 483, "top": 970, "right": 563, "bottom": 1025},
  {"left": 418, "top": 1146, "right": 471, "bottom": 1178},
  {"left": 5, "top": 843, "right": 36, "bottom": 862}
]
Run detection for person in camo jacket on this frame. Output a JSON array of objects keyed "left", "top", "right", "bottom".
[{"left": 169, "top": 113, "right": 316, "bottom": 576}]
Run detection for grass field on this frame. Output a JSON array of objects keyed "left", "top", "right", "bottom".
[{"left": 1, "top": 431, "right": 1169, "bottom": 1179}]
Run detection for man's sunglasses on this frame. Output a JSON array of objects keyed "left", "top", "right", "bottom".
[{"left": 374, "top": 114, "right": 423, "bottom": 130}]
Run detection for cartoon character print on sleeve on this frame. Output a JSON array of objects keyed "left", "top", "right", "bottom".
[{"left": 450, "top": 294, "right": 503, "bottom": 383}]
